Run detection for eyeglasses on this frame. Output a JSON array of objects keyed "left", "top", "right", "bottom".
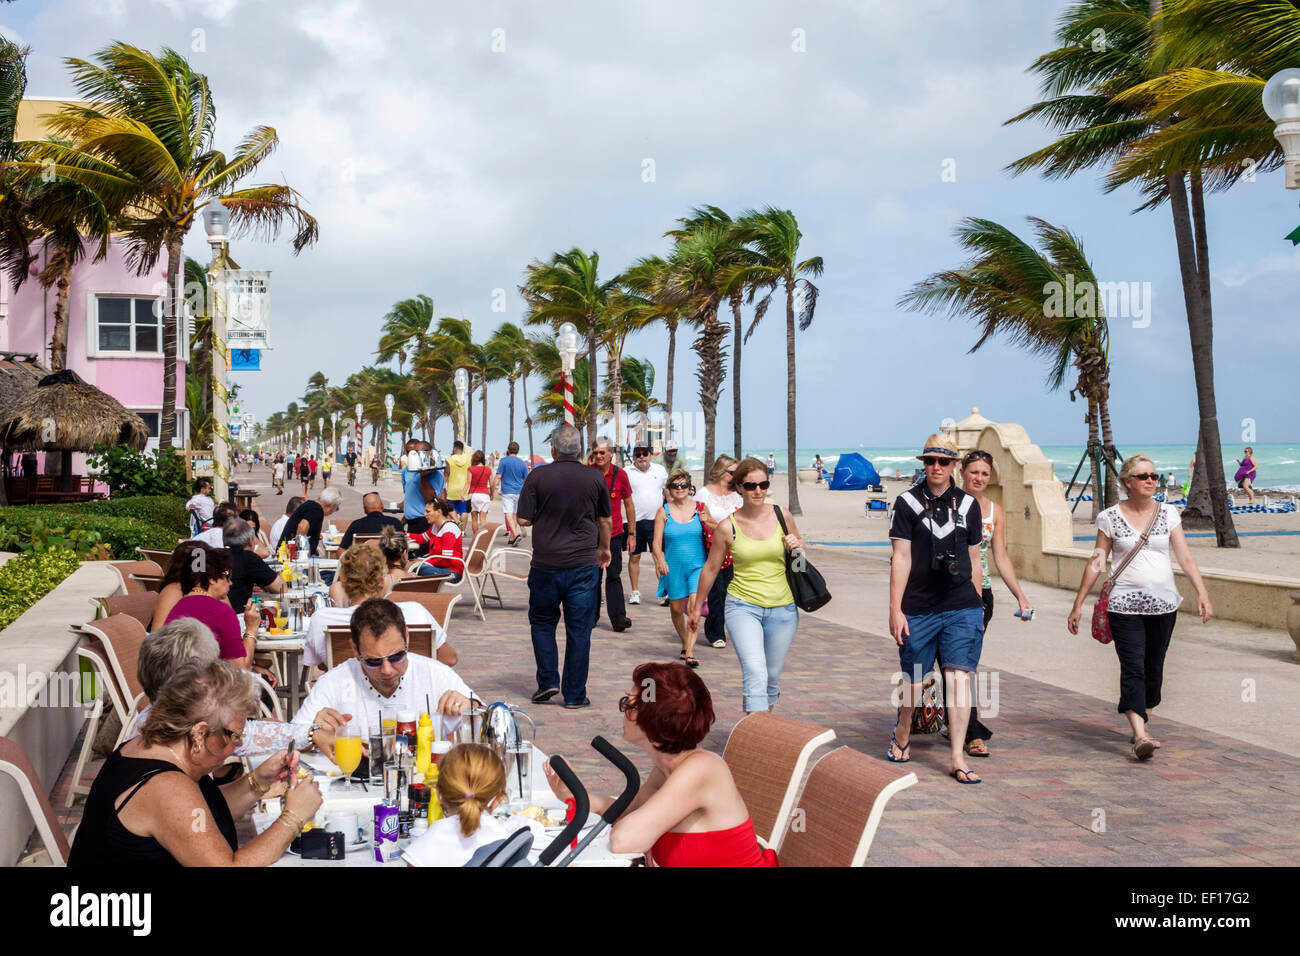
[
  {"left": 668, "top": 482, "right": 690, "bottom": 491},
  {"left": 359, "top": 649, "right": 408, "bottom": 669},
  {"left": 922, "top": 456, "right": 955, "bottom": 467},
  {"left": 634, "top": 449, "right": 651, "bottom": 457},
  {"left": 214, "top": 726, "right": 244, "bottom": 746},
  {"left": 739, "top": 480, "right": 771, "bottom": 491},
  {"left": 618, "top": 695, "right": 634, "bottom": 714},
  {"left": 1130, "top": 473, "right": 1159, "bottom": 482},
  {"left": 592, "top": 450, "right": 609, "bottom": 456}
]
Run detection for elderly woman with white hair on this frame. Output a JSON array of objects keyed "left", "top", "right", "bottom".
[
  {"left": 1068, "top": 453, "right": 1213, "bottom": 761},
  {"left": 70, "top": 659, "right": 322, "bottom": 867}
]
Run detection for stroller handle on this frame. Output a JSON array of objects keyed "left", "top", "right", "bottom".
[
  {"left": 534, "top": 755, "right": 589, "bottom": 867},
  {"left": 592, "top": 735, "right": 641, "bottom": 823}
]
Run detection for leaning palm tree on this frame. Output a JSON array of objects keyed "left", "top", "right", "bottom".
[
  {"left": 520, "top": 248, "right": 620, "bottom": 443},
  {"left": 485, "top": 322, "right": 531, "bottom": 445},
  {"left": 621, "top": 254, "right": 693, "bottom": 446},
  {"left": 15, "top": 43, "right": 319, "bottom": 450},
  {"left": 1004, "top": 0, "right": 1237, "bottom": 544},
  {"left": 602, "top": 356, "right": 663, "bottom": 445},
  {"left": 899, "top": 217, "right": 1117, "bottom": 512},
  {"left": 377, "top": 294, "right": 433, "bottom": 374},
  {"left": 725, "top": 207, "right": 823, "bottom": 516}
]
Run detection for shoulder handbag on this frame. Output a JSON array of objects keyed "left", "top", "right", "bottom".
[
  {"left": 1091, "top": 504, "right": 1161, "bottom": 644},
  {"left": 773, "top": 506, "right": 831, "bottom": 613}
]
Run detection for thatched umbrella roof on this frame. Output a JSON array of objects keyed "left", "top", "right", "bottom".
[
  {"left": 0, "top": 368, "right": 149, "bottom": 452},
  {"left": 0, "top": 352, "right": 46, "bottom": 415}
]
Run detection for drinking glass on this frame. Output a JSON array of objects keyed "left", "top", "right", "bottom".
[
  {"left": 333, "top": 721, "right": 362, "bottom": 791},
  {"left": 504, "top": 744, "right": 532, "bottom": 809}
]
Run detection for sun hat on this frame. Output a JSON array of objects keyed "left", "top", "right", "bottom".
[{"left": 917, "top": 433, "right": 958, "bottom": 462}]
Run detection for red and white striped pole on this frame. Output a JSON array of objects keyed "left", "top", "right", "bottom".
[
  {"left": 562, "top": 369, "right": 575, "bottom": 426},
  {"left": 557, "top": 321, "right": 579, "bottom": 430}
]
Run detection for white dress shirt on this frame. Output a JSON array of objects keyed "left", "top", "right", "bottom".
[
  {"left": 289, "top": 653, "right": 472, "bottom": 745},
  {"left": 193, "top": 527, "right": 225, "bottom": 548},
  {"left": 403, "top": 813, "right": 515, "bottom": 867},
  {"left": 270, "top": 514, "right": 290, "bottom": 547},
  {"left": 302, "top": 602, "right": 446, "bottom": 669}
]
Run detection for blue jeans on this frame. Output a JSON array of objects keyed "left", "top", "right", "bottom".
[
  {"left": 415, "top": 563, "right": 459, "bottom": 583},
  {"left": 528, "top": 565, "right": 599, "bottom": 704},
  {"left": 724, "top": 596, "right": 798, "bottom": 712}
]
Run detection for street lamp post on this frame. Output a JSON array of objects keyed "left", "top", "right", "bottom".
[
  {"left": 556, "top": 322, "right": 579, "bottom": 429},
  {"left": 203, "top": 205, "right": 231, "bottom": 502},
  {"left": 1265, "top": 69, "right": 1300, "bottom": 189},
  {"left": 331, "top": 411, "right": 338, "bottom": 463},
  {"left": 383, "top": 393, "right": 395, "bottom": 472},
  {"left": 454, "top": 368, "right": 469, "bottom": 444},
  {"left": 354, "top": 402, "right": 363, "bottom": 460},
  {"left": 317, "top": 416, "right": 323, "bottom": 460}
]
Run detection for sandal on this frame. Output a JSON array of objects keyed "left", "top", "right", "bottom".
[
  {"left": 965, "top": 739, "right": 990, "bottom": 758},
  {"left": 683, "top": 656, "right": 700, "bottom": 668},
  {"left": 1133, "top": 737, "right": 1156, "bottom": 761},
  {"left": 886, "top": 725, "right": 911, "bottom": 763},
  {"left": 1131, "top": 735, "right": 1161, "bottom": 749},
  {"left": 949, "top": 768, "right": 982, "bottom": 785}
]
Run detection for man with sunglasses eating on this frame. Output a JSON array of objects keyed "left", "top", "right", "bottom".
[
  {"left": 291, "top": 598, "right": 474, "bottom": 758},
  {"left": 887, "top": 433, "right": 986, "bottom": 785}
]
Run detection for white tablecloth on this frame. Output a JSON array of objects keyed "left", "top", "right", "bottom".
[{"left": 253, "top": 745, "right": 637, "bottom": 867}]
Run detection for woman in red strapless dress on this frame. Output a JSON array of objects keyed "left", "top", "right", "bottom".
[{"left": 543, "top": 662, "right": 778, "bottom": 867}]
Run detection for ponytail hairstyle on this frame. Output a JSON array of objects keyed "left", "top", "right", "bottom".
[{"left": 436, "top": 743, "right": 506, "bottom": 837}]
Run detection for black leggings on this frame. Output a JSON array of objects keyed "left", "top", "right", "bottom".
[{"left": 1107, "top": 610, "right": 1176, "bottom": 722}]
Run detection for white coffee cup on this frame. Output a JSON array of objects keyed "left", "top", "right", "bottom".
[{"left": 326, "top": 812, "right": 362, "bottom": 844}]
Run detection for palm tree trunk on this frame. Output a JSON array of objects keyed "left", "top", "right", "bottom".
[
  {"left": 160, "top": 231, "right": 185, "bottom": 451},
  {"left": 480, "top": 378, "right": 487, "bottom": 453},
  {"left": 522, "top": 373, "right": 535, "bottom": 464},
  {"left": 508, "top": 376, "right": 516, "bottom": 445},
  {"left": 1087, "top": 398, "right": 1101, "bottom": 520},
  {"left": 609, "top": 347, "right": 624, "bottom": 464},
  {"left": 1097, "top": 390, "right": 1119, "bottom": 508},
  {"left": 665, "top": 321, "right": 676, "bottom": 445},
  {"left": 785, "top": 282, "right": 802, "bottom": 516},
  {"left": 731, "top": 291, "right": 743, "bottom": 459},
  {"left": 1168, "top": 170, "right": 1237, "bottom": 545},
  {"left": 693, "top": 311, "right": 726, "bottom": 477},
  {"left": 49, "top": 265, "right": 71, "bottom": 372}
]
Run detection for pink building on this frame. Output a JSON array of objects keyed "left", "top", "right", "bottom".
[{"left": 0, "top": 235, "right": 188, "bottom": 472}]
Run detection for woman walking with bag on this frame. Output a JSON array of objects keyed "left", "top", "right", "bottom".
[
  {"left": 689, "top": 457, "right": 804, "bottom": 713},
  {"left": 1068, "top": 454, "right": 1213, "bottom": 760},
  {"left": 653, "top": 469, "right": 708, "bottom": 667}
]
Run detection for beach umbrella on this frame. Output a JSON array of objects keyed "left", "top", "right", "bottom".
[
  {"left": 528, "top": 454, "right": 548, "bottom": 466},
  {"left": 0, "top": 368, "right": 149, "bottom": 492}
]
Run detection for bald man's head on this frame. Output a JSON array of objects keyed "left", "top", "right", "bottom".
[{"left": 362, "top": 493, "right": 383, "bottom": 513}]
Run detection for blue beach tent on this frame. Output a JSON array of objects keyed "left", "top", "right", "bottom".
[{"left": 829, "top": 452, "right": 880, "bottom": 490}]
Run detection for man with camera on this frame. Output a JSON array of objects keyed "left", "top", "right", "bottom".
[{"left": 887, "top": 433, "right": 986, "bottom": 785}]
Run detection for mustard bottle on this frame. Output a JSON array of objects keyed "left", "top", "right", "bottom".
[
  {"left": 426, "top": 766, "right": 444, "bottom": 822},
  {"left": 416, "top": 712, "right": 433, "bottom": 778}
]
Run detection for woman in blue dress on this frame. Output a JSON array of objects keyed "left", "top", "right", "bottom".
[{"left": 653, "top": 469, "right": 707, "bottom": 667}]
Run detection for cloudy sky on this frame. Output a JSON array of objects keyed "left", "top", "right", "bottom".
[{"left": 5, "top": 0, "right": 1297, "bottom": 450}]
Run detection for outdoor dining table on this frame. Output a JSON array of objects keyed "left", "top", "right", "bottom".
[
  {"left": 252, "top": 745, "right": 639, "bottom": 868},
  {"left": 255, "top": 633, "right": 306, "bottom": 719}
]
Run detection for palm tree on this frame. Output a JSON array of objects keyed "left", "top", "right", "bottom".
[
  {"left": 418, "top": 316, "right": 483, "bottom": 446},
  {"left": 900, "top": 217, "right": 1117, "bottom": 511},
  {"left": 377, "top": 294, "right": 433, "bottom": 374},
  {"left": 486, "top": 322, "right": 531, "bottom": 445},
  {"left": 726, "top": 207, "right": 823, "bottom": 516},
  {"left": 621, "top": 254, "right": 691, "bottom": 447},
  {"left": 1004, "top": 1, "right": 1237, "bottom": 544},
  {"left": 16, "top": 43, "right": 319, "bottom": 450},
  {"left": 604, "top": 356, "right": 663, "bottom": 445},
  {"left": 520, "top": 249, "right": 620, "bottom": 444}
]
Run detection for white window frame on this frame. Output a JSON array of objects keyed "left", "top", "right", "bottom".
[{"left": 85, "top": 293, "right": 165, "bottom": 359}]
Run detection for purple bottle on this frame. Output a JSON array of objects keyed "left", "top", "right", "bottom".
[{"left": 373, "top": 802, "right": 400, "bottom": 862}]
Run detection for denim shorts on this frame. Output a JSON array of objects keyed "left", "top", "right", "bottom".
[{"left": 899, "top": 606, "right": 984, "bottom": 680}]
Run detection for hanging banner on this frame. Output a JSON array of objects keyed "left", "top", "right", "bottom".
[
  {"left": 223, "top": 270, "right": 272, "bottom": 350},
  {"left": 231, "top": 348, "right": 261, "bottom": 371}
]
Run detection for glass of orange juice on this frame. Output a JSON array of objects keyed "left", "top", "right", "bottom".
[{"left": 333, "top": 721, "right": 363, "bottom": 791}]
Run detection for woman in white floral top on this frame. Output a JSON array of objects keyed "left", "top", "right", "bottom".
[{"left": 1068, "top": 454, "right": 1213, "bottom": 760}]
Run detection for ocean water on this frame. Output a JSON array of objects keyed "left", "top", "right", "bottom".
[{"left": 677, "top": 443, "right": 1300, "bottom": 492}]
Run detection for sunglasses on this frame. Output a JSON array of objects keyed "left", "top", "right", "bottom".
[
  {"left": 668, "top": 482, "right": 690, "bottom": 491},
  {"left": 634, "top": 449, "right": 651, "bottom": 457},
  {"left": 740, "top": 480, "right": 771, "bottom": 491},
  {"left": 359, "top": 649, "right": 408, "bottom": 669},
  {"left": 922, "top": 456, "right": 955, "bottom": 467},
  {"left": 1131, "top": 473, "right": 1159, "bottom": 482},
  {"left": 618, "top": 695, "right": 634, "bottom": 714},
  {"left": 963, "top": 451, "right": 992, "bottom": 465}
]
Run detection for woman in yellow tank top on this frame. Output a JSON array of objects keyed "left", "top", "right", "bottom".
[{"left": 690, "top": 457, "right": 804, "bottom": 713}]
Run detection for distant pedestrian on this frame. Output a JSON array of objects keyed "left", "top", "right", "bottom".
[
  {"left": 694, "top": 455, "right": 741, "bottom": 649},
  {"left": 298, "top": 453, "right": 311, "bottom": 496},
  {"left": 689, "top": 457, "right": 803, "bottom": 713},
  {"left": 1069, "top": 454, "right": 1213, "bottom": 761},
  {"left": 467, "top": 450, "right": 493, "bottom": 540},
  {"left": 660, "top": 441, "right": 684, "bottom": 475},
  {"left": 186, "top": 478, "right": 215, "bottom": 530},
  {"left": 445, "top": 441, "right": 473, "bottom": 531},
  {"left": 653, "top": 469, "right": 707, "bottom": 667},
  {"left": 1234, "top": 446, "right": 1257, "bottom": 505},
  {"left": 625, "top": 445, "right": 668, "bottom": 606},
  {"left": 308, "top": 456, "right": 318, "bottom": 489},
  {"left": 765, "top": 454, "right": 776, "bottom": 478},
  {"left": 321, "top": 455, "right": 332, "bottom": 489},
  {"left": 516, "top": 425, "right": 612, "bottom": 708},
  {"left": 813, "top": 455, "right": 825, "bottom": 482},
  {"left": 495, "top": 441, "right": 529, "bottom": 546},
  {"left": 591, "top": 436, "right": 635, "bottom": 633}
]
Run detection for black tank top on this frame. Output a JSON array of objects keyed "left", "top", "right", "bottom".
[{"left": 68, "top": 746, "right": 238, "bottom": 867}]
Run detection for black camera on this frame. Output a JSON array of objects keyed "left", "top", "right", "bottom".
[{"left": 931, "top": 550, "right": 961, "bottom": 579}]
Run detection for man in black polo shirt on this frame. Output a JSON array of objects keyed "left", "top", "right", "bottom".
[
  {"left": 225, "top": 516, "right": 285, "bottom": 613},
  {"left": 516, "top": 424, "right": 611, "bottom": 709},
  {"left": 340, "top": 492, "right": 403, "bottom": 550},
  {"left": 275, "top": 487, "right": 342, "bottom": 555},
  {"left": 887, "top": 433, "right": 985, "bottom": 785}
]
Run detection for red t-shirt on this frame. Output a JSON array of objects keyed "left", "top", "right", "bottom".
[
  {"left": 597, "top": 465, "right": 633, "bottom": 537},
  {"left": 468, "top": 465, "right": 492, "bottom": 496}
]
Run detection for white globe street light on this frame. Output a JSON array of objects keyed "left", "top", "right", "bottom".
[
  {"left": 453, "top": 367, "right": 469, "bottom": 444},
  {"left": 1264, "top": 68, "right": 1300, "bottom": 189},
  {"left": 556, "top": 322, "right": 579, "bottom": 428},
  {"left": 383, "top": 393, "right": 395, "bottom": 471}
]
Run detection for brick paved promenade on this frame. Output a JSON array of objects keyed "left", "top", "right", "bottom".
[{"left": 45, "top": 463, "right": 1300, "bottom": 866}]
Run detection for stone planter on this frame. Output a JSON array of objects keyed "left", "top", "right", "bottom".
[
  {"left": 797, "top": 467, "right": 820, "bottom": 484},
  {"left": 1289, "top": 591, "right": 1300, "bottom": 663}
]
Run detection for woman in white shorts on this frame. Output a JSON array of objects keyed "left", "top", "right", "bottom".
[{"left": 466, "top": 450, "right": 493, "bottom": 539}]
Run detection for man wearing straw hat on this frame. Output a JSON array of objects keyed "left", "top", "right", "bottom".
[{"left": 886, "top": 432, "right": 986, "bottom": 785}]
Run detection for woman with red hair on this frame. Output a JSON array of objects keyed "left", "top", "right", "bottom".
[{"left": 543, "top": 662, "right": 777, "bottom": 866}]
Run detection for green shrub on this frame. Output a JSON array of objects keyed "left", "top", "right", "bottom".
[
  {"left": 0, "top": 497, "right": 187, "bottom": 560},
  {"left": 0, "top": 548, "right": 81, "bottom": 629},
  {"left": 87, "top": 444, "right": 190, "bottom": 498}
]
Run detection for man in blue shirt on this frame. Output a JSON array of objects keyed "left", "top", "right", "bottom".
[
  {"left": 495, "top": 441, "right": 530, "bottom": 546},
  {"left": 402, "top": 441, "right": 445, "bottom": 535}
]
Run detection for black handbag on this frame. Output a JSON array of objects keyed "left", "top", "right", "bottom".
[{"left": 773, "top": 506, "right": 831, "bottom": 612}]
